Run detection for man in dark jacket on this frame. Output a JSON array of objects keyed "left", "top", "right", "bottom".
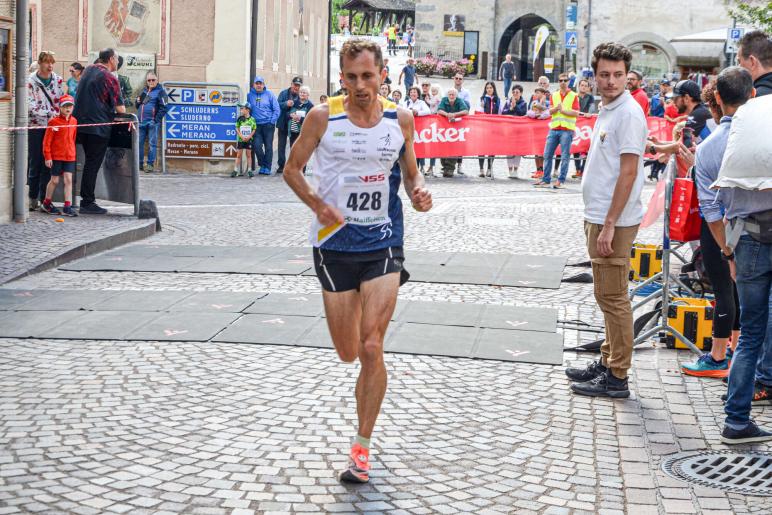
[
  {"left": 135, "top": 71, "right": 168, "bottom": 172},
  {"left": 738, "top": 30, "right": 772, "bottom": 97},
  {"left": 276, "top": 76, "right": 303, "bottom": 174},
  {"left": 72, "top": 48, "right": 125, "bottom": 214}
]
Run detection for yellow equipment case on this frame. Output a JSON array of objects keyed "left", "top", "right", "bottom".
[
  {"left": 629, "top": 243, "right": 663, "bottom": 281},
  {"left": 664, "top": 297, "right": 714, "bottom": 351}
]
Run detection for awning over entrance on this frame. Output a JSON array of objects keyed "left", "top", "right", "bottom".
[{"left": 670, "top": 28, "right": 739, "bottom": 67}]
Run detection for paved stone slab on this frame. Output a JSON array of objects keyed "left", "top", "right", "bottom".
[
  {"left": 244, "top": 293, "right": 325, "bottom": 317},
  {"left": 0, "top": 310, "right": 87, "bottom": 338},
  {"left": 473, "top": 328, "right": 564, "bottom": 365},
  {"left": 62, "top": 256, "right": 206, "bottom": 272},
  {"left": 399, "top": 301, "right": 484, "bottom": 327},
  {"left": 179, "top": 257, "right": 262, "bottom": 274},
  {"left": 479, "top": 305, "right": 558, "bottom": 332},
  {"left": 0, "top": 289, "right": 49, "bottom": 310},
  {"left": 213, "top": 314, "right": 317, "bottom": 345},
  {"left": 387, "top": 323, "right": 480, "bottom": 358},
  {"left": 124, "top": 312, "right": 239, "bottom": 341},
  {"left": 244, "top": 261, "right": 313, "bottom": 275},
  {"left": 109, "top": 244, "right": 169, "bottom": 257},
  {"left": 402, "top": 251, "right": 454, "bottom": 266},
  {"left": 62, "top": 246, "right": 565, "bottom": 288},
  {"left": 166, "top": 292, "right": 265, "bottom": 313},
  {"left": 14, "top": 290, "right": 120, "bottom": 311},
  {"left": 401, "top": 263, "right": 443, "bottom": 283},
  {"left": 294, "top": 319, "right": 334, "bottom": 349},
  {"left": 91, "top": 290, "right": 195, "bottom": 311},
  {"left": 39, "top": 310, "right": 160, "bottom": 340}
]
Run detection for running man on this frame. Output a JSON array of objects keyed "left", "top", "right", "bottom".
[{"left": 283, "top": 39, "right": 432, "bottom": 483}]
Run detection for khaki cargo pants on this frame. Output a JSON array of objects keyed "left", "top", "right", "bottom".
[{"left": 584, "top": 222, "right": 640, "bottom": 380}]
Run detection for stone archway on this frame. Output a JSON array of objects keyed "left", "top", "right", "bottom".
[
  {"left": 621, "top": 32, "right": 677, "bottom": 81},
  {"left": 498, "top": 14, "right": 558, "bottom": 81}
]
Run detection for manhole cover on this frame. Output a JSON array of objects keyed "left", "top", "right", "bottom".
[{"left": 662, "top": 451, "right": 772, "bottom": 495}]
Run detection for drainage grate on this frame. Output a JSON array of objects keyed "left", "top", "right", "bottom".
[{"left": 662, "top": 451, "right": 772, "bottom": 495}]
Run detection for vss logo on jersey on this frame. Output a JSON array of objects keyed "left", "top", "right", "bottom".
[{"left": 359, "top": 174, "right": 385, "bottom": 183}]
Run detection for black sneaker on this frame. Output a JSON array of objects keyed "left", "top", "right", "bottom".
[
  {"left": 29, "top": 199, "right": 40, "bottom": 211},
  {"left": 721, "top": 420, "right": 772, "bottom": 445},
  {"left": 571, "top": 370, "right": 630, "bottom": 398},
  {"left": 40, "top": 202, "right": 61, "bottom": 215},
  {"left": 62, "top": 206, "right": 78, "bottom": 217},
  {"left": 79, "top": 203, "right": 107, "bottom": 215},
  {"left": 566, "top": 360, "right": 607, "bottom": 382}
]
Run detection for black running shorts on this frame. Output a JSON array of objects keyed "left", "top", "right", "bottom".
[{"left": 313, "top": 246, "right": 410, "bottom": 292}]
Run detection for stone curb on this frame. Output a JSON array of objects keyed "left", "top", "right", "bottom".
[{"left": 0, "top": 219, "right": 157, "bottom": 285}]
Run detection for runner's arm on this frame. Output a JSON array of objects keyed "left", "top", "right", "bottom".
[
  {"left": 284, "top": 106, "right": 327, "bottom": 210},
  {"left": 283, "top": 106, "right": 343, "bottom": 225},
  {"left": 397, "top": 108, "right": 432, "bottom": 212}
]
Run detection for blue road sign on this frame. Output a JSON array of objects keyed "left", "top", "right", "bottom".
[
  {"left": 166, "top": 121, "right": 236, "bottom": 141},
  {"left": 181, "top": 88, "right": 195, "bottom": 103},
  {"left": 166, "top": 104, "right": 237, "bottom": 124},
  {"left": 566, "top": 3, "right": 578, "bottom": 29},
  {"left": 565, "top": 31, "right": 578, "bottom": 49},
  {"left": 729, "top": 28, "right": 743, "bottom": 41}
]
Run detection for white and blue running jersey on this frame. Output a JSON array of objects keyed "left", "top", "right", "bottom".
[{"left": 309, "top": 95, "right": 406, "bottom": 252}]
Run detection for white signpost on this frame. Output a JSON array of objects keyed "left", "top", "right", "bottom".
[{"left": 726, "top": 27, "right": 745, "bottom": 55}]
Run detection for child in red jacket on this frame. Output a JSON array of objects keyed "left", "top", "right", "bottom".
[{"left": 41, "top": 94, "right": 78, "bottom": 216}]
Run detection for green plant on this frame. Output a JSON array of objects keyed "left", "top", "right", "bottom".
[{"left": 726, "top": 1, "right": 772, "bottom": 33}]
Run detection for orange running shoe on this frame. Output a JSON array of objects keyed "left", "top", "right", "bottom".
[
  {"left": 338, "top": 443, "right": 370, "bottom": 483},
  {"left": 531, "top": 169, "right": 544, "bottom": 179}
]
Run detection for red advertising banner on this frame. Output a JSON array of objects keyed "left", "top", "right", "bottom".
[{"left": 413, "top": 114, "right": 672, "bottom": 158}]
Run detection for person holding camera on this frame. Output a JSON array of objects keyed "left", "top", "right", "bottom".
[
  {"left": 135, "top": 71, "right": 168, "bottom": 173},
  {"left": 672, "top": 79, "right": 712, "bottom": 145}
]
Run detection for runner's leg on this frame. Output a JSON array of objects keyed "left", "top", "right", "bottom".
[
  {"left": 323, "top": 289, "right": 362, "bottom": 363},
  {"left": 355, "top": 272, "right": 399, "bottom": 438}
]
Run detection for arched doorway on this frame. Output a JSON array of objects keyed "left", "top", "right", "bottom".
[
  {"left": 628, "top": 42, "right": 671, "bottom": 81},
  {"left": 498, "top": 15, "right": 559, "bottom": 81}
]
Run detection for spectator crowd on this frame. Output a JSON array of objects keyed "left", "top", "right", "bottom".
[{"left": 20, "top": 26, "right": 772, "bottom": 445}]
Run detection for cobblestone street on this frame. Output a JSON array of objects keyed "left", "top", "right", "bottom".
[{"left": 1, "top": 167, "right": 770, "bottom": 514}]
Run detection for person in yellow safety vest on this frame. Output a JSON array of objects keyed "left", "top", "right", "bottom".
[
  {"left": 534, "top": 72, "right": 590, "bottom": 189},
  {"left": 387, "top": 24, "right": 398, "bottom": 56}
]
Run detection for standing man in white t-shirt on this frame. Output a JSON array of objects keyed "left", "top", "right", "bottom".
[{"left": 565, "top": 42, "right": 648, "bottom": 398}]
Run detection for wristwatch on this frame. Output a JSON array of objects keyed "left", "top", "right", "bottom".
[{"left": 721, "top": 250, "right": 735, "bottom": 261}]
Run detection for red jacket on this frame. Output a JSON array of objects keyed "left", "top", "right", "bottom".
[{"left": 43, "top": 114, "right": 78, "bottom": 162}]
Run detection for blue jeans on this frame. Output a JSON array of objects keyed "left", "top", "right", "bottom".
[
  {"left": 138, "top": 121, "right": 158, "bottom": 166},
  {"left": 724, "top": 235, "right": 772, "bottom": 429},
  {"left": 541, "top": 129, "right": 574, "bottom": 184},
  {"left": 503, "top": 77, "right": 513, "bottom": 99},
  {"left": 251, "top": 123, "right": 275, "bottom": 170}
]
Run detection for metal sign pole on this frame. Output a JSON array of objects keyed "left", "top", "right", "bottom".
[
  {"left": 633, "top": 155, "right": 701, "bottom": 353},
  {"left": 161, "top": 116, "right": 166, "bottom": 174}
]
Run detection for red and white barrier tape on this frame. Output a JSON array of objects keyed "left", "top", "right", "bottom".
[{"left": 0, "top": 121, "right": 136, "bottom": 132}]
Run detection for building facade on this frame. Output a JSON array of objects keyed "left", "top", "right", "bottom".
[
  {"left": 0, "top": 1, "right": 15, "bottom": 223},
  {"left": 28, "top": 0, "right": 330, "bottom": 172},
  {"left": 415, "top": 0, "right": 735, "bottom": 81}
]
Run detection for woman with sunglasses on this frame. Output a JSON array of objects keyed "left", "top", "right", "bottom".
[
  {"left": 135, "top": 71, "right": 169, "bottom": 173},
  {"left": 66, "top": 62, "right": 84, "bottom": 98}
]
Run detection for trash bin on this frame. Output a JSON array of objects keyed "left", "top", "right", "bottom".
[{"left": 55, "top": 113, "right": 140, "bottom": 214}]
